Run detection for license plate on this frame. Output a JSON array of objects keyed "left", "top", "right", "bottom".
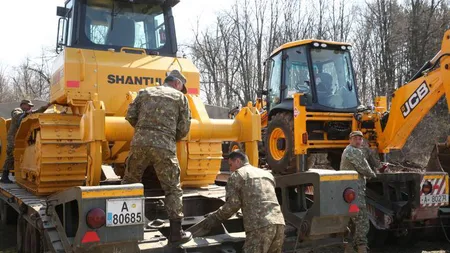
[
  {"left": 106, "top": 198, "right": 145, "bottom": 227},
  {"left": 420, "top": 194, "right": 449, "bottom": 205}
]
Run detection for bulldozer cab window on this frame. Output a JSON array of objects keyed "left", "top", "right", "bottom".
[
  {"left": 284, "top": 46, "right": 311, "bottom": 98},
  {"left": 268, "top": 53, "right": 282, "bottom": 109},
  {"left": 310, "top": 48, "right": 358, "bottom": 109},
  {"left": 83, "top": 0, "right": 166, "bottom": 50}
]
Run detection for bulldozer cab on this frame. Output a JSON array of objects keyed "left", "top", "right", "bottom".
[
  {"left": 56, "top": 0, "right": 178, "bottom": 56},
  {"left": 265, "top": 41, "right": 359, "bottom": 115}
]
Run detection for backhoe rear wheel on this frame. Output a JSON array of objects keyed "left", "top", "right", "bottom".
[{"left": 266, "top": 112, "right": 296, "bottom": 174}]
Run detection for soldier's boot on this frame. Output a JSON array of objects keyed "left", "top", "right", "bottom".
[
  {"left": 169, "top": 219, "right": 192, "bottom": 245},
  {"left": 0, "top": 170, "right": 12, "bottom": 184},
  {"left": 357, "top": 245, "right": 368, "bottom": 253}
]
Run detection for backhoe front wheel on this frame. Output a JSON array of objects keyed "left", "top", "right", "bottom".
[{"left": 265, "top": 112, "right": 296, "bottom": 174}]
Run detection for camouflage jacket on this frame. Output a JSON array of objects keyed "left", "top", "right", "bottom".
[
  {"left": 125, "top": 86, "right": 191, "bottom": 153},
  {"left": 7, "top": 106, "right": 48, "bottom": 139},
  {"left": 340, "top": 145, "right": 377, "bottom": 197},
  {"left": 361, "top": 137, "right": 384, "bottom": 170},
  {"left": 208, "top": 164, "right": 285, "bottom": 232}
]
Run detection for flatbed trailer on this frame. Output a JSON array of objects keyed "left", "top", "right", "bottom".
[
  {"left": 0, "top": 167, "right": 360, "bottom": 253},
  {"left": 0, "top": 178, "right": 249, "bottom": 253}
]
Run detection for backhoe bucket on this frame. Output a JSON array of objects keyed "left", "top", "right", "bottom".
[{"left": 426, "top": 143, "right": 450, "bottom": 173}]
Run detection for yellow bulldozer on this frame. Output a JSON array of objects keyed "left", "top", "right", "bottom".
[{"left": 0, "top": 0, "right": 360, "bottom": 252}]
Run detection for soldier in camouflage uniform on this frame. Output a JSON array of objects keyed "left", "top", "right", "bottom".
[
  {"left": 1, "top": 100, "right": 50, "bottom": 183},
  {"left": 341, "top": 131, "right": 387, "bottom": 253},
  {"left": 202, "top": 150, "right": 285, "bottom": 253},
  {"left": 122, "top": 69, "right": 192, "bottom": 244}
]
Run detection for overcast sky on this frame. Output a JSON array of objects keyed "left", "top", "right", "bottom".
[{"left": 0, "top": 0, "right": 231, "bottom": 68}]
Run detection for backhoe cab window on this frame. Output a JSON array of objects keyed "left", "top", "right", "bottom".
[
  {"left": 284, "top": 47, "right": 311, "bottom": 98},
  {"left": 84, "top": 0, "right": 166, "bottom": 50},
  {"left": 310, "top": 48, "right": 358, "bottom": 109}
]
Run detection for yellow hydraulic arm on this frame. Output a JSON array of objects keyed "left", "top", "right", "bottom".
[{"left": 374, "top": 30, "right": 450, "bottom": 153}]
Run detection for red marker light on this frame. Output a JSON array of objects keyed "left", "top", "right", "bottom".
[
  {"left": 67, "top": 80, "right": 80, "bottom": 88},
  {"left": 302, "top": 132, "right": 308, "bottom": 144},
  {"left": 82, "top": 231, "right": 100, "bottom": 244},
  {"left": 422, "top": 181, "right": 433, "bottom": 195},
  {"left": 343, "top": 188, "right": 356, "bottom": 203},
  {"left": 349, "top": 204, "right": 359, "bottom": 213},
  {"left": 86, "top": 208, "right": 106, "bottom": 229}
]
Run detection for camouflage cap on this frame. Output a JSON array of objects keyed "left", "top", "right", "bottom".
[
  {"left": 349, "top": 130, "right": 363, "bottom": 138},
  {"left": 20, "top": 99, "right": 34, "bottom": 107},
  {"left": 165, "top": 70, "right": 187, "bottom": 94}
]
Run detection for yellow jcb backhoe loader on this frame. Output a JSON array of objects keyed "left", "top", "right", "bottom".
[{"left": 255, "top": 29, "right": 450, "bottom": 246}]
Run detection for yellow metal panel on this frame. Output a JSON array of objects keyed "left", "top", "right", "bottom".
[
  {"left": 92, "top": 50, "right": 200, "bottom": 115},
  {"left": 446, "top": 175, "right": 449, "bottom": 195},
  {"left": 187, "top": 142, "right": 223, "bottom": 154},
  {"left": 423, "top": 175, "right": 446, "bottom": 180},
  {"left": 305, "top": 112, "right": 354, "bottom": 118},
  {"left": 0, "top": 118, "right": 9, "bottom": 172},
  {"left": 320, "top": 174, "right": 359, "bottom": 181},
  {"left": 440, "top": 30, "right": 450, "bottom": 111},
  {"left": 81, "top": 188, "right": 144, "bottom": 199},
  {"left": 293, "top": 93, "right": 308, "bottom": 155},
  {"left": 39, "top": 143, "right": 87, "bottom": 158}
]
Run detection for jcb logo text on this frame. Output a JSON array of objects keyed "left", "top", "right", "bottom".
[{"left": 401, "top": 82, "right": 429, "bottom": 118}]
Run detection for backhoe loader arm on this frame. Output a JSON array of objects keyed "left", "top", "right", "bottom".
[{"left": 375, "top": 30, "right": 450, "bottom": 153}]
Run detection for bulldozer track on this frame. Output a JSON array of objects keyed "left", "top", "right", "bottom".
[{"left": 14, "top": 113, "right": 88, "bottom": 195}]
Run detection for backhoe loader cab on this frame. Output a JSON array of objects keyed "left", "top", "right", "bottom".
[
  {"left": 266, "top": 40, "right": 359, "bottom": 114},
  {"left": 56, "top": 0, "right": 178, "bottom": 56},
  {"left": 263, "top": 40, "right": 360, "bottom": 174}
]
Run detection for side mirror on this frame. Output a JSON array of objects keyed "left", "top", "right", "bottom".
[{"left": 56, "top": 6, "right": 68, "bottom": 17}]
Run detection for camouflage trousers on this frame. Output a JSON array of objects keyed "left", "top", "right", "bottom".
[
  {"left": 243, "top": 224, "right": 285, "bottom": 253},
  {"left": 350, "top": 197, "right": 369, "bottom": 246},
  {"left": 2, "top": 136, "right": 15, "bottom": 172},
  {"left": 122, "top": 146, "right": 183, "bottom": 219}
]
